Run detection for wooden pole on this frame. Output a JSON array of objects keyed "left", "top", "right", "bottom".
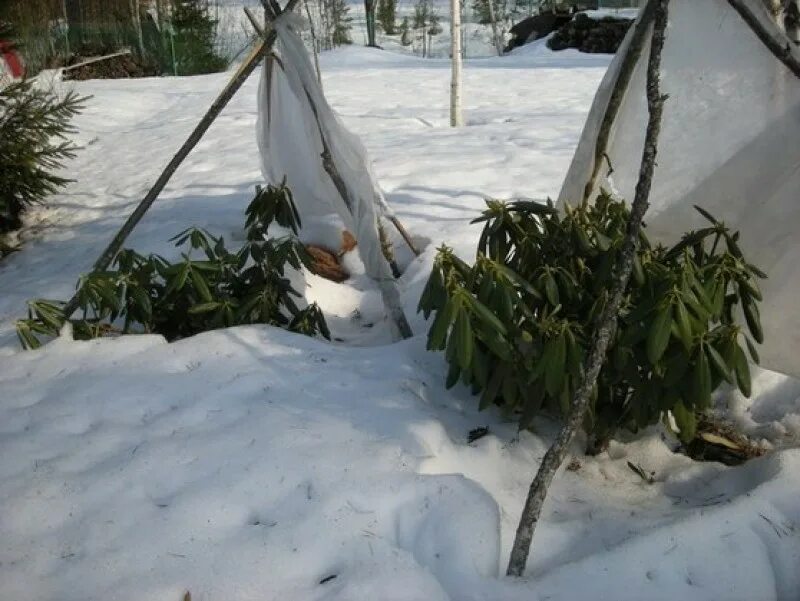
[
  {"left": 581, "top": 1, "right": 657, "bottom": 205},
  {"left": 387, "top": 215, "right": 419, "bottom": 256},
  {"left": 62, "top": 50, "right": 132, "bottom": 73},
  {"left": 62, "top": 0, "right": 302, "bottom": 319},
  {"left": 506, "top": 0, "right": 671, "bottom": 578},
  {"left": 729, "top": 0, "right": 800, "bottom": 78}
]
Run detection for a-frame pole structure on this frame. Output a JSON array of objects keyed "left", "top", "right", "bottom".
[
  {"left": 257, "top": 2, "right": 414, "bottom": 339},
  {"left": 61, "top": 0, "right": 301, "bottom": 319},
  {"left": 62, "top": 0, "right": 415, "bottom": 340}
]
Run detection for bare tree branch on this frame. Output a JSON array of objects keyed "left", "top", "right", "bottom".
[
  {"left": 729, "top": 0, "right": 800, "bottom": 77},
  {"left": 581, "top": 1, "right": 657, "bottom": 204}
]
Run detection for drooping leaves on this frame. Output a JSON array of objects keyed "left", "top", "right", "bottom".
[
  {"left": 418, "top": 192, "right": 764, "bottom": 448},
  {"left": 17, "top": 184, "right": 328, "bottom": 347}
]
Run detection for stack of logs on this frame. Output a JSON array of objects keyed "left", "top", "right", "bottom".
[{"left": 548, "top": 13, "right": 633, "bottom": 54}]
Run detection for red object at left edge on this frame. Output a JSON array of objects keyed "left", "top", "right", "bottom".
[{"left": 0, "top": 39, "right": 25, "bottom": 79}]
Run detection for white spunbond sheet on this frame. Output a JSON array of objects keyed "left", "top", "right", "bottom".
[
  {"left": 256, "top": 13, "right": 409, "bottom": 337},
  {"left": 559, "top": 0, "right": 800, "bottom": 378},
  {"left": 256, "top": 14, "right": 394, "bottom": 282}
]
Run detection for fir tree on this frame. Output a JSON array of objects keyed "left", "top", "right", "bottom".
[
  {"left": 170, "top": 0, "right": 227, "bottom": 75},
  {"left": 413, "top": 0, "right": 430, "bottom": 30},
  {"left": 471, "top": 0, "right": 506, "bottom": 25},
  {"left": 327, "top": 0, "right": 353, "bottom": 46},
  {"left": 377, "top": 0, "right": 397, "bottom": 35},
  {"left": 0, "top": 79, "right": 84, "bottom": 237},
  {"left": 428, "top": 11, "right": 443, "bottom": 36}
]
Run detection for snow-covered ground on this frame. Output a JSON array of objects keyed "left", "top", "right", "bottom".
[{"left": 2, "top": 39, "right": 800, "bottom": 601}]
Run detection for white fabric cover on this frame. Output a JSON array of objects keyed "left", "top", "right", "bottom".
[
  {"left": 559, "top": 0, "right": 800, "bottom": 377},
  {"left": 256, "top": 13, "right": 394, "bottom": 282},
  {"left": 256, "top": 14, "right": 408, "bottom": 338}
]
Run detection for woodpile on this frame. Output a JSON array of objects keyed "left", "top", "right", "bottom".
[{"left": 548, "top": 13, "right": 633, "bottom": 54}]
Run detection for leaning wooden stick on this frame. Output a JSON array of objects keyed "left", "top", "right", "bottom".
[
  {"left": 728, "top": 0, "right": 800, "bottom": 77},
  {"left": 506, "top": 0, "right": 671, "bottom": 578},
  {"left": 302, "top": 0, "right": 324, "bottom": 85},
  {"left": 61, "top": 0, "right": 301, "bottom": 318},
  {"left": 581, "top": 1, "right": 658, "bottom": 205},
  {"left": 386, "top": 215, "right": 420, "bottom": 256},
  {"left": 63, "top": 50, "right": 132, "bottom": 73},
  {"left": 243, "top": 6, "right": 262, "bottom": 33},
  {"left": 250, "top": 10, "right": 420, "bottom": 259}
]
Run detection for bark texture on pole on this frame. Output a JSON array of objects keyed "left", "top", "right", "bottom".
[
  {"left": 581, "top": 1, "right": 657, "bottom": 204},
  {"left": 729, "top": 0, "right": 800, "bottom": 77},
  {"left": 506, "top": 0, "right": 671, "bottom": 578},
  {"left": 450, "top": 0, "right": 464, "bottom": 127},
  {"left": 62, "top": 0, "right": 301, "bottom": 319}
]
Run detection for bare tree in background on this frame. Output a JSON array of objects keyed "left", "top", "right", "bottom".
[
  {"left": 486, "top": 0, "right": 504, "bottom": 55},
  {"left": 450, "top": 0, "right": 463, "bottom": 125},
  {"left": 365, "top": 0, "right": 378, "bottom": 46}
]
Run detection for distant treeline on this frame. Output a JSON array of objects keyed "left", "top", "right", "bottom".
[{"left": 4, "top": 0, "right": 232, "bottom": 76}]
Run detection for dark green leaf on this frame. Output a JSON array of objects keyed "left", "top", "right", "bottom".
[
  {"left": 544, "top": 334, "right": 566, "bottom": 397},
  {"left": 733, "top": 343, "right": 752, "bottom": 397},
  {"left": 672, "top": 400, "right": 697, "bottom": 443},
  {"left": 646, "top": 306, "right": 672, "bottom": 364},
  {"left": 741, "top": 295, "right": 763, "bottom": 344}
]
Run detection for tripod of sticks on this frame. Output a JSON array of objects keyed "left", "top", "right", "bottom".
[{"left": 61, "top": 0, "right": 419, "bottom": 339}]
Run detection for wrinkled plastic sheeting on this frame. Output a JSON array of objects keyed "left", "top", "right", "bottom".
[
  {"left": 558, "top": 0, "right": 800, "bottom": 378},
  {"left": 255, "top": 13, "right": 394, "bottom": 285}
]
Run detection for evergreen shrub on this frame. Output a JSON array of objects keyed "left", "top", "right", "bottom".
[
  {"left": 418, "top": 193, "right": 765, "bottom": 450},
  {"left": 17, "top": 182, "right": 330, "bottom": 348}
]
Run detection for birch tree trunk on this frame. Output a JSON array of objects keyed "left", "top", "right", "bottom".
[
  {"left": 506, "top": 0, "right": 671, "bottom": 578},
  {"left": 486, "top": 0, "right": 503, "bottom": 55},
  {"left": 450, "top": 0, "right": 463, "bottom": 126},
  {"left": 303, "top": 0, "right": 323, "bottom": 84},
  {"left": 460, "top": 0, "right": 467, "bottom": 59},
  {"left": 156, "top": 0, "right": 167, "bottom": 32}
]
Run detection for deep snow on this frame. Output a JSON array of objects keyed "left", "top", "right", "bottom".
[{"left": 2, "top": 39, "right": 800, "bottom": 601}]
